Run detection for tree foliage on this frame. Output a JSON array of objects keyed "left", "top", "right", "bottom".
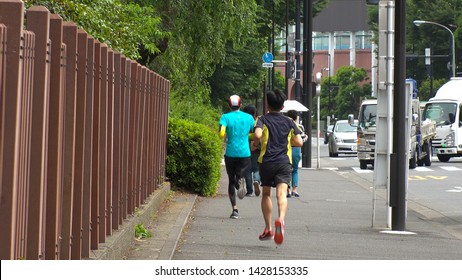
[
  {"left": 368, "top": 0, "right": 462, "bottom": 87},
  {"left": 146, "top": 0, "right": 259, "bottom": 109},
  {"left": 407, "top": 0, "right": 462, "bottom": 81},
  {"left": 24, "top": 0, "right": 167, "bottom": 60},
  {"left": 319, "top": 66, "right": 371, "bottom": 120}
]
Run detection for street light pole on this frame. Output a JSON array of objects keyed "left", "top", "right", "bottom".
[{"left": 413, "top": 20, "right": 456, "bottom": 78}]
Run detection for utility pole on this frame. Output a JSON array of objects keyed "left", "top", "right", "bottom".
[
  {"left": 302, "top": 0, "right": 313, "bottom": 168},
  {"left": 391, "top": 0, "right": 407, "bottom": 231},
  {"left": 294, "top": 0, "right": 301, "bottom": 102},
  {"left": 285, "top": 0, "right": 289, "bottom": 97}
]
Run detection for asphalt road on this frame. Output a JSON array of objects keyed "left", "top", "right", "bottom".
[{"left": 313, "top": 136, "right": 462, "bottom": 229}]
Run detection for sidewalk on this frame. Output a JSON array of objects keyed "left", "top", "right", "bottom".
[{"left": 126, "top": 165, "right": 462, "bottom": 260}]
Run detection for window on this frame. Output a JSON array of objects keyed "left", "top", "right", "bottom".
[
  {"left": 335, "top": 32, "right": 350, "bottom": 50},
  {"left": 355, "top": 31, "right": 373, "bottom": 49},
  {"left": 424, "top": 102, "right": 458, "bottom": 125},
  {"left": 313, "top": 32, "right": 329, "bottom": 51}
]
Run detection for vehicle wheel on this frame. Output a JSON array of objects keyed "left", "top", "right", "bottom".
[
  {"left": 409, "top": 149, "right": 417, "bottom": 169},
  {"left": 359, "top": 160, "right": 367, "bottom": 170},
  {"left": 333, "top": 153, "right": 338, "bottom": 157},
  {"left": 423, "top": 143, "right": 432, "bottom": 166},
  {"left": 437, "top": 154, "right": 450, "bottom": 162},
  {"left": 417, "top": 159, "right": 424, "bottom": 167}
]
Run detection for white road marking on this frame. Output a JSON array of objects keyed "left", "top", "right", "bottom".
[
  {"left": 414, "top": 167, "right": 433, "bottom": 172},
  {"left": 352, "top": 167, "right": 373, "bottom": 173},
  {"left": 446, "top": 186, "right": 462, "bottom": 193},
  {"left": 440, "top": 166, "right": 462, "bottom": 171}
]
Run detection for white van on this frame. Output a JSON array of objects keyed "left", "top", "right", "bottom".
[{"left": 423, "top": 78, "right": 462, "bottom": 162}]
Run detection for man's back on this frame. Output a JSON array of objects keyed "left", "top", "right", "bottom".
[
  {"left": 219, "top": 110, "right": 254, "bottom": 158},
  {"left": 256, "top": 112, "right": 300, "bottom": 164}
]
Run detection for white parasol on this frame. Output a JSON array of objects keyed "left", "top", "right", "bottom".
[{"left": 280, "top": 100, "right": 309, "bottom": 112}]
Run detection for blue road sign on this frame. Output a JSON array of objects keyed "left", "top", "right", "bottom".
[{"left": 262, "top": 52, "right": 273, "bottom": 63}]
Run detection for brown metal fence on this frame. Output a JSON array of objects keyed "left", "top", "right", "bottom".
[{"left": 0, "top": 1, "right": 170, "bottom": 260}]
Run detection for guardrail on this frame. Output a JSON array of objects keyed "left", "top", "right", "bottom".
[{"left": 0, "top": 0, "right": 170, "bottom": 260}]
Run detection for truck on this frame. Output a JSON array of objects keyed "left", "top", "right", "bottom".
[
  {"left": 422, "top": 77, "right": 462, "bottom": 162},
  {"left": 354, "top": 83, "right": 436, "bottom": 170}
]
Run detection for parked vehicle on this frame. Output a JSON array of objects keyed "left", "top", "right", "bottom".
[
  {"left": 355, "top": 99, "right": 377, "bottom": 169},
  {"left": 354, "top": 93, "right": 436, "bottom": 169},
  {"left": 323, "top": 124, "right": 334, "bottom": 144},
  {"left": 422, "top": 78, "right": 462, "bottom": 162},
  {"left": 328, "top": 120, "right": 358, "bottom": 157},
  {"left": 409, "top": 98, "right": 436, "bottom": 168}
]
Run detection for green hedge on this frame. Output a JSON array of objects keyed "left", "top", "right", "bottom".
[{"left": 166, "top": 118, "right": 223, "bottom": 196}]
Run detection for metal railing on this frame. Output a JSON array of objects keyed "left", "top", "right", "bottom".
[{"left": 0, "top": 0, "right": 170, "bottom": 260}]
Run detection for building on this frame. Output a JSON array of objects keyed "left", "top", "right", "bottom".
[{"left": 276, "top": 0, "right": 374, "bottom": 99}]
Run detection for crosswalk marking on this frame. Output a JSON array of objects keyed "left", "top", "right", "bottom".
[
  {"left": 351, "top": 167, "right": 373, "bottom": 173},
  {"left": 324, "top": 166, "right": 462, "bottom": 174},
  {"left": 415, "top": 167, "right": 433, "bottom": 172},
  {"left": 446, "top": 186, "right": 462, "bottom": 193},
  {"left": 440, "top": 166, "right": 462, "bottom": 171}
]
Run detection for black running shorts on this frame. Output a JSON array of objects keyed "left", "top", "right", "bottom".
[{"left": 259, "top": 162, "right": 292, "bottom": 187}]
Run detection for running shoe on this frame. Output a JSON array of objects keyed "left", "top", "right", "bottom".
[
  {"left": 237, "top": 177, "right": 246, "bottom": 199},
  {"left": 274, "top": 218, "right": 285, "bottom": 245},
  {"left": 292, "top": 191, "right": 300, "bottom": 197},
  {"left": 258, "top": 228, "right": 273, "bottom": 241},
  {"left": 230, "top": 209, "right": 239, "bottom": 219},
  {"left": 253, "top": 181, "right": 261, "bottom": 197}
]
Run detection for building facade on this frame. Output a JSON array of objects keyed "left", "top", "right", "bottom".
[{"left": 275, "top": 0, "right": 375, "bottom": 99}]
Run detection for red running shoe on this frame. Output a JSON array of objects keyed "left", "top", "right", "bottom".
[
  {"left": 274, "top": 218, "right": 285, "bottom": 245},
  {"left": 259, "top": 228, "right": 273, "bottom": 241}
]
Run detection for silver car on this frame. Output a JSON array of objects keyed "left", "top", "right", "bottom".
[{"left": 328, "top": 119, "right": 358, "bottom": 157}]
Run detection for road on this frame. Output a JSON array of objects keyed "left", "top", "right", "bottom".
[{"left": 310, "top": 137, "right": 462, "bottom": 226}]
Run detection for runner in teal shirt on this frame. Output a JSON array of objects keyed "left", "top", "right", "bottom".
[
  {"left": 219, "top": 110, "right": 254, "bottom": 157},
  {"left": 219, "top": 95, "right": 255, "bottom": 219}
]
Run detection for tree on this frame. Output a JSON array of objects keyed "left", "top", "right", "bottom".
[
  {"left": 321, "top": 66, "right": 371, "bottom": 120},
  {"left": 208, "top": 39, "right": 267, "bottom": 110},
  {"left": 368, "top": 0, "right": 461, "bottom": 86},
  {"left": 408, "top": 0, "right": 462, "bottom": 81},
  {"left": 24, "top": 0, "right": 167, "bottom": 61}
]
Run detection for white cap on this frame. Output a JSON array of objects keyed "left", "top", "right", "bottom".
[{"left": 228, "top": 95, "right": 241, "bottom": 107}]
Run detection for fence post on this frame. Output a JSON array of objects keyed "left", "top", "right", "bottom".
[
  {"left": 0, "top": 0, "right": 24, "bottom": 260},
  {"left": 81, "top": 35, "right": 95, "bottom": 259},
  {"left": 70, "top": 29, "right": 89, "bottom": 260},
  {"left": 60, "top": 22, "right": 78, "bottom": 260},
  {"left": 25, "top": 5, "right": 51, "bottom": 260},
  {"left": 45, "top": 14, "right": 65, "bottom": 260},
  {"left": 91, "top": 40, "right": 101, "bottom": 250},
  {"left": 112, "top": 52, "right": 122, "bottom": 231},
  {"left": 106, "top": 49, "right": 114, "bottom": 236},
  {"left": 98, "top": 44, "right": 108, "bottom": 244}
]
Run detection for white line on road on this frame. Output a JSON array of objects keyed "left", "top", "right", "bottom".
[
  {"left": 446, "top": 186, "right": 462, "bottom": 193},
  {"left": 414, "top": 167, "right": 433, "bottom": 172},
  {"left": 440, "top": 166, "right": 462, "bottom": 171},
  {"left": 352, "top": 167, "right": 373, "bottom": 173}
]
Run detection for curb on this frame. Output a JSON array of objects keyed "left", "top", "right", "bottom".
[{"left": 89, "top": 182, "right": 170, "bottom": 260}]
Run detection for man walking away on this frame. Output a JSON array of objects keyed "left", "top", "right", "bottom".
[{"left": 219, "top": 95, "right": 255, "bottom": 219}]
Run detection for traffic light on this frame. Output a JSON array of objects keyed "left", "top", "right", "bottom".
[{"left": 287, "top": 60, "right": 295, "bottom": 80}]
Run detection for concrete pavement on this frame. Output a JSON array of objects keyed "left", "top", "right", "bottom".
[{"left": 125, "top": 165, "right": 462, "bottom": 260}]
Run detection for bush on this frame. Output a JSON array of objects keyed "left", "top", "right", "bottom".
[{"left": 166, "top": 118, "right": 223, "bottom": 196}]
